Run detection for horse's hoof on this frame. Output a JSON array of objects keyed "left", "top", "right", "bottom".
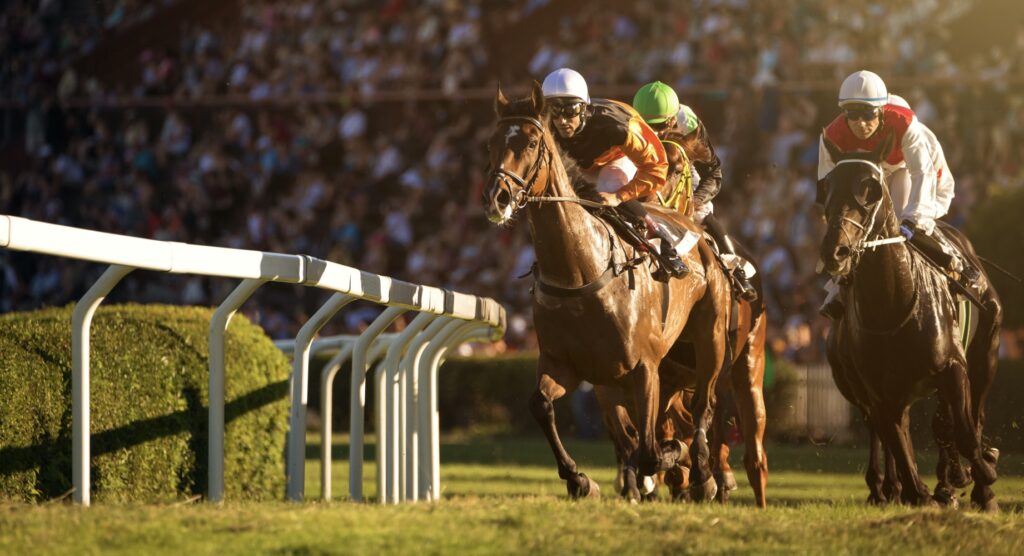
[
  {"left": 933, "top": 488, "right": 959, "bottom": 509},
  {"left": 974, "top": 498, "right": 999, "bottom": 513},
  {"left": 983, "top": 447, "right": 1000, "bottom": 466},
  {"left": 866, "top": 493, "right": 888, "bottom": 506},
  {"left": 658, "top": 439, "right": 686, "bottom": 471},
  {"left": 690, "top": 477, "right": 718, "bottom": 503},
  {"left": 567, "top": 473, "right": 601, "bottom": 499},
  {"left": 621, "top": 484, "right": 641, "bottom": 503},
  {"left": 722, "top": 470, "right": 738, "bottom": 493}
]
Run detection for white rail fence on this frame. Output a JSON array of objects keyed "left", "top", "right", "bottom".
[
  {"left": 789, "top": 364, "right": 855, "bottom": 442},
  {"left": 0, "top": 215, "right": 505, "bottom": 506}
]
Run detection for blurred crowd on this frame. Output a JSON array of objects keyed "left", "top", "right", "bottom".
[{"left": 3, "top": 0, "right": 1024, "bottom": 362}]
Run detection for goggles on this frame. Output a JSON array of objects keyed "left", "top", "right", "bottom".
[
  {"left": 844, "top": 107, "right": 880, "bottom": 122},
  {"left": 550, "top": 101, "right": 586, "bottom": 119}
]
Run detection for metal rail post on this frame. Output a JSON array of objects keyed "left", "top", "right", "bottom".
[{"left": 72, "top": 264, "right": 134, "bottom": 506}]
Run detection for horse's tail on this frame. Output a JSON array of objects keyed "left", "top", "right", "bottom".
[{"left": 978, "top": 256, "right": 1023, "bottom": 285}]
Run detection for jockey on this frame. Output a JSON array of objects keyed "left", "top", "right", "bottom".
[
  {"left": 817, "top": 70, "right": 981, "bottom": 320},
  {"left": 541, "top": 68, "right": 688, "bottom": 279},
  {"left": 632, "top": 80, "right": 757, "bottom": 301}
]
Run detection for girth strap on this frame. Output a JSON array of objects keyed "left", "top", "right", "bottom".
[{"left": 536, "top": 265, "right": 618, "bottom": 298}]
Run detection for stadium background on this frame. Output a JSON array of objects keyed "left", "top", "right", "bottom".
[{"left": 2, "top": 0, "right": 1023, "bottom": 367}]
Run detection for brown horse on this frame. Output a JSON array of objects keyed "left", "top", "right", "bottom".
[
  {"left": 483, "top": 82, "right": 732, "bottom": 499},
  {"left": 818, "top": 134, "right": 1002, "bottom": 510},
  {"left": 598, "top": 138, "right": 769, "bottom": 508}
]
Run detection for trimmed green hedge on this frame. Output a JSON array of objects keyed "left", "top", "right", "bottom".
[{"left": 0, "top": 304, "right": 291, "bottom": 502}]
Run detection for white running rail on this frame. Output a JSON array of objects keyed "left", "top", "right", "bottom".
[{"left": 0, "top": 215, "right": 505, "bottom": 506}]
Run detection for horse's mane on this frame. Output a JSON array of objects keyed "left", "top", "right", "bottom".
[{"left": 661, "top": 129, "right": 711, "bottom": 163}]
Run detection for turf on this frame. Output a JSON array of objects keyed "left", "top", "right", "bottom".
[{"left": 3, "top": 435, "right": 1024, "bottom": 555}]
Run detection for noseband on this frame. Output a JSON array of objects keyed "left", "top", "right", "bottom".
[
  {"left": 489, "top": 116, "right": 550, "bottom": 208},
  {"left": 827, "top": 159, "right": 906, "bottom": 270}
]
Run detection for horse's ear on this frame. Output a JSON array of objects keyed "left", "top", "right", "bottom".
[
  {"left": 495, "top": 82, "right": 509, "bottom": 116},
  {"left": 874, "top": 130, "right": 896, "bottom": 163},
  {"left": 822, "top": 132, "right": 843, "bottom": 163},
  {"left": 530, "top": 80, "right": 545, "bottom": 115}
]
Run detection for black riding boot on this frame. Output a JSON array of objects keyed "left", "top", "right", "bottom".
[
  {"left": 643, "top": 214, "right": 690, "bottom": 279},
  {"left": 704, "top": 214, "right": 757, "bottom": 301},
  {"left": 907, "top": 227, "right": 982, "bottom": 291}
]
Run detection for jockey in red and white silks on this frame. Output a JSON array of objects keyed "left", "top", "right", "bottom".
[{"left": 818, "top": 91, "right": 955, "bottom": 236}]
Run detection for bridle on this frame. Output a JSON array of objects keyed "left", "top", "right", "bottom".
[
  {"left": 489, "top": 116, "right": 551, "bottom": 210},
  {"left": 825, "top": 159, "right": 906, "bottom": 271},
  {"left": 488, "top": 115, "right": 607, "bottom": 211}
]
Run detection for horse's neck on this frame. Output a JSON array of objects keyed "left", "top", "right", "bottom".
[
  {"left": 851, "top": 214, "right": 917, "bottom": 326},
  {"left": 528, "top": 160, "right": 609, "bottom": 287}
]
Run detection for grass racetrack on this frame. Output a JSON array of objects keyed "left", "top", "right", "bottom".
[{"left": 3, "top": 434, "right": 1024, "bottom": 554}]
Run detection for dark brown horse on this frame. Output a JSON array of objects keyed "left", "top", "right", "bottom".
[
  {"left": 818, "top": 134, "right": 1002, "bottom": 510},
  {"left": 483, "top": 82, "right": 732, "bottom": 499},
  {"left": 598, "top": 138, "right": 769, "bottom": 507}
]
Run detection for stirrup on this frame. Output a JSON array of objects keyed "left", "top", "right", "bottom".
[
  {"left": 660, "top": 244, "right": 690, "bottom": 279},
  {"left": 734, "top": 268, "right": 758, "bottom": 302}
]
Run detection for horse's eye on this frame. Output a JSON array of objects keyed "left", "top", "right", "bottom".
[{"left": 529, "top": 139, "right": 539, "bottom": 149}]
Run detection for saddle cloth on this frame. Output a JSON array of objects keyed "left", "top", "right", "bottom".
[{"left": 649, "top": 212, "right": 758, "bottom": 278}]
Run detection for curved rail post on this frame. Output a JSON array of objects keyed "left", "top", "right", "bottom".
[
  {"left": 417, "top": 320, "right": 483, "bottom": 501},
  {"left": 401, "top": 317, "right": 452, "bottom": 501},
  {"left": 208, "top": 278, "right": 267, "bottom": 503},
  {"left": 379, "top": 312, "right": 437, "bottom": 504},
  {"left": 72, "top": 264, "right": 134, "bottom": 506},
  {"left": 427, "top": 323, "right": 493, "bottom": 501},
  {"left": 349, "top": 306, "right": 406, "bottom": 502},
  {"left": 286, "top": 293, "right": 357, "bottom": 501},
  {"left": 318, "top": 341, "right": 354, "bottom": 500}
]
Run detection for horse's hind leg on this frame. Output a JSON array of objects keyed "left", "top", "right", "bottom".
[
  {"left": 937, "top": 360, "right": 997, "bottom": 511},
  {"left": 709, "top": 383, "right": 736, "bottom": 504},
  {"left": 530, "top": 358, "right": 596, "bottom": 498},
  {"left": 967, "top": 295, "right": 1003, "bottom": 469},
  {"left": 731, "top": 318, "right": 768, "bottom": 508}
]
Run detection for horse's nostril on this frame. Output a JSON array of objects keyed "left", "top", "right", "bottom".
[
  {"left": 496, "top": 188, "right": 511, "bottom": 207},
  {"left": 834, "top": 245, "right": 851, "bottom": 260}
]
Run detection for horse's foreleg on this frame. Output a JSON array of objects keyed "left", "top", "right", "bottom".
[
  {"left": 595, "top": 385, "right": 641, "bottom": 502},
  {"left": 633, "top": 360, "right": 663, "bottom": 479},
  {"left": 932, "top": 401, "right": 968, "bottom": 508},
  {"left": 863, "top": 415, "right": 887, "bottom": 505},
  {"left": 530, "top": 362, "right": 595, "bottom": 498},
  {"left": 967, "top": 296, "right": 1003, "bottom": 469},
  {"left": 688, "top": 311, "right": 728, "bottom": 502},
  {"left": 872, "top": 405, "right": 932, "bottom": 506},
  {"left": 709, "top": 381, "right": 736, "bottom": 504}
]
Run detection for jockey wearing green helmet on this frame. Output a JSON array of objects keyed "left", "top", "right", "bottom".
[{"left": 633, "top": 80, "right": 757, "bottom": 301}]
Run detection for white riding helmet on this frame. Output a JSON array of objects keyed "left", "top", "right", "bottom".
[
  {"left": 838, "top": 70, "right": 889, "bottom": 108},
  {"left": 542, "top": 68, "right": 590, "bottom": 104},
  {"left": 887, "top": 93, "right": 911, "bottom": 110}
]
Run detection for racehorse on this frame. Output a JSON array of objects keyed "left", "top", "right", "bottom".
[
  {"left": 599, "top": 137, "right": 769, "bottom": 508},
  {"left": 817, "top": 133, "right": 1002, "bottom": 510},
  {"left": 483, "top": 82, "right": 732, "bottom": 499}
]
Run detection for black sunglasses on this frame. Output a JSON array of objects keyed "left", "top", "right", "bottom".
[
  {"left": 844, "top": 108, "right": 880, "bottom": 122},
  {"left": 550, "top": 101, "right": 586, "bottom": 118}
]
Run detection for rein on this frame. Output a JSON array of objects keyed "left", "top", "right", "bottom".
[{"left": 492, "top": 114, "right": 640, "bottom": 297}]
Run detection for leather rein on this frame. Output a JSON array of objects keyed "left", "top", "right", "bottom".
[{"left": 490, "top": 115, "right": 633, "bottom": 297}]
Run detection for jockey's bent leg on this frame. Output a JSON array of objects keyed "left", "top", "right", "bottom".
[
  {"left": 703, "top": 213, "right": 757, "bottom": 301},
  {"left": 618, "top": 199, "right": 689, "bottom": 278}
]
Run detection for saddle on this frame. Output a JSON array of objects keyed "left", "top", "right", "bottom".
[{"left": 595, "top": 206, "right": 702, "bottom": 281}]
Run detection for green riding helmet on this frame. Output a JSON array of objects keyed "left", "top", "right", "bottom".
[
  {"left": 633, "top": 81, "right": 679, "bottom": 124},
  {"left": 633, "top": 81, "right": 701, "bottom": 135}
]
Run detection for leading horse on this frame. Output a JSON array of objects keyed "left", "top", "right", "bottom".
[
  {"left": 483, "top": 82, "right": 732, "bottom": 498},
  {"left": 817, "top": 133, "right": 1002, "bottom": 510}
]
